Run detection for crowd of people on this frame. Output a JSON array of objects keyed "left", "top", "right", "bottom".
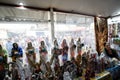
[{"left": 0, "top": 37, "right": 120, "bottom": 80}]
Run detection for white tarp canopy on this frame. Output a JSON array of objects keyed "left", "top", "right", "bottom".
[{"left": 0, "top": 0, "right": 120, "bottom": 17}]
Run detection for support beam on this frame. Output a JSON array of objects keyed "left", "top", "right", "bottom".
[{"left": 50, "top": 8, "right": 55, "bottom": 42}]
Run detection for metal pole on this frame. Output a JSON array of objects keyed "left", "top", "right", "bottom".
[{"left": 50, "top": 8, "right": 55, "bottom": 42}]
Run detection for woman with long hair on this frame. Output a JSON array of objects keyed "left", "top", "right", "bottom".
[
  {"left": 70, "top": 38, "right": 76, "bottom": 59},
  {"left": 39, "top": 41, "right": 48, "bottom": 63},
  {"left": 61, "top": 39, "right": 69, "bottom": 64},
  {"left": 26, "top": 42, "right": 36, "bottom": 73}
]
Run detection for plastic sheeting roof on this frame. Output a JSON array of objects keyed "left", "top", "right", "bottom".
[{"left": 0, "top": 0, "right": 120, "bottom": 18}]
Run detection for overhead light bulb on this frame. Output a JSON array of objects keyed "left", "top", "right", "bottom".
[{"left": 19, "top": 2, "right": 24, "bottom": 6}]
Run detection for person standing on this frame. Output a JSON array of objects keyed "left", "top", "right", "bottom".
[
  {"left": 39, "top": 41, "right": 48, "bottom": 63},
  {"left": 77, "top": 38, "right": 82, "bottom": 55},
  {"left": 51, "top": 39, "right": 60, "bottom": 73},
  {"left": 61, "top": 39, "right": 69, "bottom": 64},
  {"left": 0, "top": 44, "right": 7, "bottom": 63},
  {"left": 0, "top": 44, "right": 7, "bottom": 80},
  {"left": 26, "top": 42, "right": 36, "bottom": 74},
  {"left": 70, "top": 38, "right": 76, "bottom": 59},
  {"left": 39, "top": 41, "right": 48, "bottom": 75},
  {"left": 11, "top": 43, "right": 23, "bottom": 62},
  {"left": 51, "top": 39, "right": 59, "bottom": 64},
  {"left": 11, "top": 43, "right": 24, "bottom": 79}
]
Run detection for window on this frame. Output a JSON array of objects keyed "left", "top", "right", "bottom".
[
  {"left": 54, "top": 12, "right": 95, "bottom": 50},
  {"left": 0, "top": 7, "right": 50, "bottom": 63}
]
